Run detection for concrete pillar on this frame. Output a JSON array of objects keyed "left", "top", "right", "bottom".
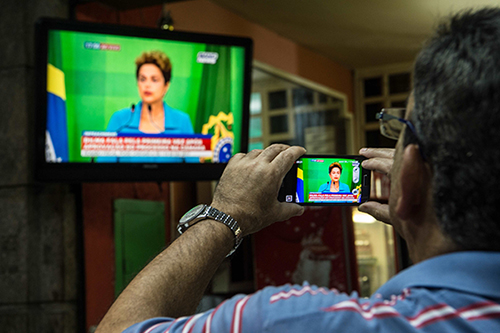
[{"left": 0, "top": 0, "right": 81, "bottom": 331}]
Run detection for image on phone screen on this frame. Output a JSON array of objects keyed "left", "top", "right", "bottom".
[{"left": 279, "top": 155, "right": 370, "bottom": 205}]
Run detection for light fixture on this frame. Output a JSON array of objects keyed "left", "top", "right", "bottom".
[
  {"left": 352, "top": 208, "right": 376, "bottom": 224},
  {"left": 158, "top": 4, "right": 174, "bottom": 31}
]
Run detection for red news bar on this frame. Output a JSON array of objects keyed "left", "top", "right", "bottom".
[
  {"left": 309, "top": 193, "right": 357, "bottom": 202},
  {"left": 80, "top": 135, "right": 212, "bottom": 157}
]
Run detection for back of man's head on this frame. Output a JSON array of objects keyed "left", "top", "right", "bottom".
[{"left": 409, "top": 8, "right": 500, "bottom": 251}]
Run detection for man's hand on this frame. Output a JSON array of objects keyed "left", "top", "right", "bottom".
[
  {"left": 358, "top": 148, "right": 394, "bottom": 224},
  {"left": 211, "top": 144, "right": 306, "bottom": 236}
]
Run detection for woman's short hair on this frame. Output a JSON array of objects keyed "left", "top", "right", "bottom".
[
  {"left": 135, "top": 50, "right": 172, "bottom": 83},
  {"left": 329, "top": 162, "right": 342, "bottom": 174}
]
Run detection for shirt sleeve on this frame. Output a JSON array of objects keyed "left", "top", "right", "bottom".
[
  {"left": 183, "top": 113, "right": 194, "bottom": 134},
  {"left": 95, "top": 110, "right": 130, "bottom": 163},
  {"left": 122, "top": 283, "right": 355, "bottom": 333},
  {"left": 318, "top": 183, "right": 328, "bottom": 192},
  {"left": 122, "top": 293, "right": 259, "bottom": 333},
  {"left": 105, "top": 109, "right": 132, "bottom": 132}
]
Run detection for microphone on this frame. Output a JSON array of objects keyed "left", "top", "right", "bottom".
[
  {"left": 115, "top": 104, "right": 135, "bottom": 133},
  {"left": 147, "top": 104, "right": 164, "bottom": 133}
]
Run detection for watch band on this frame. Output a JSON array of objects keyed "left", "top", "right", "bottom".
[{"left": 178, "top": 204, "right": 243, "bottom": 256}]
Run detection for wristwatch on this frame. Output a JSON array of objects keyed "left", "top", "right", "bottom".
[{"left": 178, "top": 204, "right": 243, "bottom": 256}]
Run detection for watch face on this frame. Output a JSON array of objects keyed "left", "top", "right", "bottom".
[{"left": 180, "top": 204, "right": 206, "bottom": 224}]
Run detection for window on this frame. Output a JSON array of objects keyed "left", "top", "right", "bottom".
[
  {"left": 355, "top": 63, "right": 413, "bottom": 149},
  {"left": 250, "top": 62, "right": 353, "bottom": 154},
  {"left": 354, "top": 63, "right": 414, "bottom": 294}
]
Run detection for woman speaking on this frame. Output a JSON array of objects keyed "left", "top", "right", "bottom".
[
  {"left": 318, "top": 162, "right": 350, "bottom": 193},
  {"left": 98, "top": 50, "right": 194, "bottom": 162}
]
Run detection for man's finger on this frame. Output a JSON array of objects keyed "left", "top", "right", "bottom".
[
  {"left": 271, "top": 146, "right": 306, "bottom": 172},
  {"left": 362, "top": 158, "right": 392, "bottom": 175},
  {"left": 259, "top": 144, "right": 290, "bottom": 163},
  {"left": 359, "top": 148, "right": 395, "bottom": 159},
  {"left": 358, "top": 201, "right": 391, "bottom": 224},
  {"left": 275, "top": 202, "right": 305, "bottom": 222},
  {"left": 228, "top": 152, "right": 245, "bottom": 164},
  {"left": 246, "top": 149, "right": 263, "bottom": 159}
]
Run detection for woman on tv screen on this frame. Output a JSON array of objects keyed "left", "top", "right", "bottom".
[
  {"left": 318, "top": 162, "right": 350, "bottom": 193},
  {"left": 98, "top": 50, "right": 194, "bottom": 162}
]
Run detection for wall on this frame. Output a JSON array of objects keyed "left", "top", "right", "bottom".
[
  {"left": 0, "top": 0, "right": 82, "bottom": 332},
  {"left": 82, "top": 182, "right": 179, "bottom": 331}
]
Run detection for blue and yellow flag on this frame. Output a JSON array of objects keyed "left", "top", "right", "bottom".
[
  {"left": 46, "top": 32, "right": 69, "bottom": 162},
  {"left": 296, "top": 166, "right": 304, "bottom": 202}
]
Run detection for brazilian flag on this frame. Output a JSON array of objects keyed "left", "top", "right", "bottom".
[
  {"left": 46, "top": 31, "right": 69, "bottom": 162},
  {"left": 296, "top": 165, "right": 304, "bottom": 202},
  {"left": 195, "top": 45, "right": 245, "bottom": 161}
]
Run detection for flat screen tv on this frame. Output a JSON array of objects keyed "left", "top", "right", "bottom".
[{"left": 34, "top": 18, "right": 252, "bottom": 182}]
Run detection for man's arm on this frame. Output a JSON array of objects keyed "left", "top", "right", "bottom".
[{"left": 95, "top": 144, "right": 306, "bottom": 333}]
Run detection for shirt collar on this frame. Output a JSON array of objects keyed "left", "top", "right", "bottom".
[{"left": 375, "top": 251, "right": 500, "bottom": 299}]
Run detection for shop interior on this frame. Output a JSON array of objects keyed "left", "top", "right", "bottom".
[{"left": 1, "top": 0, "right": 487, "bottom": 331}]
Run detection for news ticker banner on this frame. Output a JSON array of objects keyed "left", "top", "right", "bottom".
[
  {"left": 80, "top": 131, "right": 213, "bottom": 157},
  {"left": 308, "top": 192, "right": 359, "bottom": 203}
]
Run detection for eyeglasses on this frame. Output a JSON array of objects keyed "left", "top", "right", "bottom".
[
  {"left": 377, "top": 108, "right": 426, "bottom": 161},
  {"left": 376, "top": 108, "right": 418, "bottom": 140}
]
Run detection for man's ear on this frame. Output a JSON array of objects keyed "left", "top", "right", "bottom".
[{"left": 394, "top": 144, "right": 428, "bottom": 221}]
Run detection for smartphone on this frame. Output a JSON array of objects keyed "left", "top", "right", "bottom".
[{"left": 278, "top": 155, "right": 371, "bottom": 205}]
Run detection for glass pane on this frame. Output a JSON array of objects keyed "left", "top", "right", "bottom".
[
  {"left": 296, "top": 110, "right": 335, "bottom": 128},
  {"left": 364, "top": 102, "right": 383, "bottom": 123},
  {"left": 250, "top": 92, "right": 262, "bottom": 115},
  {"left": 365, "top": 130, "right": 396, "bottom": 148},
  {"left": 364, "top": 77, "right": 382, "bottom": 97},
  {"left": 292, "top": 87, "right": 314, "bottom": 106},
  {"left": 294, "top": 109, "right": 345, "bottom": 153},
  {"left": 389, "top": 73, "right": 410, "bottom": 95},
  {"left": 268, "top": 90, "right": 287, "bottom": 110},
  {"left": 318, "top": 93, "right": 328, "bottom": 104},
  {"left": 270, "top": 115, "right": 288, "bottom": 134},
  {"left": 353, "top": 208, "right": 396, "bottom": 297},
  {"left": 249, "top": 117, "right": 262, "bottom": 138},
  {"left": 248, "top": 141, "right": 264, "bottom": 151},
  {"left": 391, "top": 100, "right": 407, "bottom": 108},
  {"left": 331, "top": 96, "right": 343, "bottom": 103}
]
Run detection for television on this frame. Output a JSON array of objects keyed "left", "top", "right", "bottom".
[{"left": 34, "top": 18, "right": 252, "bottom": 182}]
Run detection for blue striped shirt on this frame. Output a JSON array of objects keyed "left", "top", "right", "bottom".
[{"left": 124, "top": 251, "right": 500, "bottom": 333}]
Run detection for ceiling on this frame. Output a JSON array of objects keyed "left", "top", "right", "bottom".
[
  {"left": 208, "top": 0, "right": 500, "bottom": 69},
  {"left": 87, "top": 0, "right": 500, "bottom": 69}
]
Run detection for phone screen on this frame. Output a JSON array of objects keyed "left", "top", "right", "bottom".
[{"left": 279, "top": 155, "right": 370, "bottom": 205}]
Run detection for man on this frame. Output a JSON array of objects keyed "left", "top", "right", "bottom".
[{"left": 97, "top": 8, "right": 500, "bottom": 333}]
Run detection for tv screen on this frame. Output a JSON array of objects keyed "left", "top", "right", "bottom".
[{"left": 35, "top": 18, "right": 252, "bottom": 181}]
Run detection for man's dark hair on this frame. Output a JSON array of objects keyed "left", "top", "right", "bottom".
[{"left": 409, "top": 8, "right": 500, "bottom": 250}]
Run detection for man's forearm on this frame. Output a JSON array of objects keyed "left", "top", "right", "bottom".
[
  {"left": 95, "top": 144, "right": 307, "bottom": 333},
  {"left": 95, "top": 219, "right": 234, "bottom": 333}
]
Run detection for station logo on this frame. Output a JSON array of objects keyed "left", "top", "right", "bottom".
[
  {"left": 197, "top": 52, "right": 219, "bottom": 64},
  {"left": 84, "top": 41, "right": 121, "bottom": 51}
]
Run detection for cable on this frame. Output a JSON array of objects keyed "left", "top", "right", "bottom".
[{"left": 147, "top": 104, "right": 164, "bottom": 133}]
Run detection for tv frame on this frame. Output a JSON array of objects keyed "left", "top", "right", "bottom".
[{"left": 34, "top": 18, "right": 252, "bottom": 182}]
